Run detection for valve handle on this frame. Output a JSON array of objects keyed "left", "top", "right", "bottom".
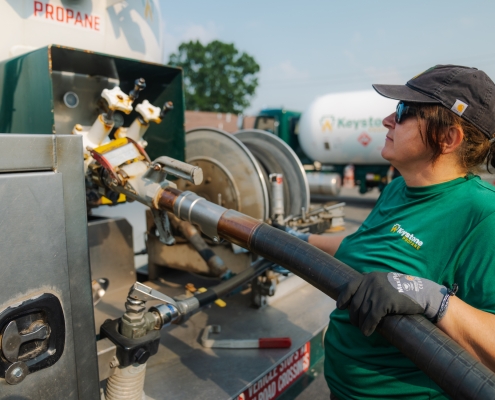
[
  {"left": 159, "top": 101, "right": 174, "bottom": 119},
  {"left": 129, "top": 78, "right": 146, "bottom": 102},
  {"left": 127, "top": 282, "right": 177, "bottom": 307}
]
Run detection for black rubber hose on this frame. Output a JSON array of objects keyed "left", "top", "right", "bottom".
[
  {"left": 248, "top": 223, "right": 495, "bottom": 400},
  {"left": 194, "top": 258, "right": 273, "bottom": 307}
]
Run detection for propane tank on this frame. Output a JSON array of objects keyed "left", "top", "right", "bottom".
[
  {"left": 0, "top": 0, "right": 163, "bottom": 63},
  {"left": 298, "top": 90, "right": 397, "bottom": 165}
]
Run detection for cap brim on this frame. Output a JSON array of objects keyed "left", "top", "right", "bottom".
[{"left": 372, "top": 84, "right": 439, "bottom": 103}]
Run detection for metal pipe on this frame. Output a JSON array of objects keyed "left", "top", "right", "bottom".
[
  {"left": 168, "top": 213, "right": 228, "bottom": 277},
  {"left": 156, "top": 187, "right": 495, "bottom": 400}
]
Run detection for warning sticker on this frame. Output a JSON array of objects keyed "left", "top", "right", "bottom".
[
  {"left": 237, "top": 342, "right": 311, "bottom": 400},
  {"left": 358, "top": 132, "right": 371, "bottom": 147}
]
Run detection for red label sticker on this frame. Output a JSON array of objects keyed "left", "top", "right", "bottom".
[
  {"left": 237, "top": 342, "right": 310, "bottom": 400},
  {"left": 358, "top": 132, "right": 371, "bottom": 147}
]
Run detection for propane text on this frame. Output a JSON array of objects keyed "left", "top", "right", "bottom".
[{"left": 33, "top": 1, "right": 101, "bottom": 32}]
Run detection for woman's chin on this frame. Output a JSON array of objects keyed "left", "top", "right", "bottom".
[{"left": 381, "top": 149, "right": 392, "bottom": 162}]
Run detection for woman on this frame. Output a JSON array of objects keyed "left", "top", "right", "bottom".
[{"left": 293, "top": 65, "right": 495, "bottom": 399}]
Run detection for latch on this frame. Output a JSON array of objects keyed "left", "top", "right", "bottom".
[
  {"left": 0, "top": 293, "right": 65, "bottom": 385},
  {"left": 2, "top": 320, "right": 48, "bottom": 363}
]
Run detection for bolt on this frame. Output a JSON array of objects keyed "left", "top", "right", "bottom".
[
  {"left": 75, "top": 124, "right": 82, "bottom": 131},
  {"left": 109, "top": 356, "right": 120, "bottom": 369},
  {"left": 153, "top": 164, "right": 161, "bottom": 171},
  {"left": 12, "top": 367, "right": 23, "bottom": 378},
  {"left": 134, "top": 348, "right": 150, "bottom": 364}
]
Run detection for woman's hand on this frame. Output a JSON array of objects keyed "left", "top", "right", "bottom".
[{"left": 337, "top": 272, "right": 449, "bottom": 336}]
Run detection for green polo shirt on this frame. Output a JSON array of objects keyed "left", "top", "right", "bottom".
[{"left": 324, "top": 175, "right": 495, "bottom": 399}]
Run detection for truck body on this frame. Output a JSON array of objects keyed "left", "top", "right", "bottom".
[
  {"left": 0, "top": 2, "right": 332, "bottom": 399},
  {"left": 254, "top": 90, "right": 397, "bottom": 193}
]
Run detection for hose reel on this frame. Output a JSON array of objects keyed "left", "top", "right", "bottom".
[{"left": 180, "top": 128, "right": 310, "bottom": 222}]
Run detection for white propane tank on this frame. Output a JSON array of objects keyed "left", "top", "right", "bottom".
[
  {"left": 0, "top": 0, "right": 163, "bottom": 63},
  {"left": 298, "top": 90, "right": 397, "bottom": 165}
]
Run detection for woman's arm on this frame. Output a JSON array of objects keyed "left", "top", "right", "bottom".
[
  {"left": 308, "top": 234, "right": 345, "bottom": 256},
  {"left": 337, "top": 272, "right": 495, "bottom": 373},
  {"left": 437, "top": 296, "right": 495, "bottom": 372}
]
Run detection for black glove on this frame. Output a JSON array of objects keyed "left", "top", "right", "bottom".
[
  {"left": 337, "top": 272, "right": 453, "bottom": 336},
  {"left": 272, "top": 222, "right": 310, "bottom": 242}
]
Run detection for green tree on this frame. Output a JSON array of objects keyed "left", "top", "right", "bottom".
[{"left": 168, "top": 40, "right": 260, "bottom": 113}]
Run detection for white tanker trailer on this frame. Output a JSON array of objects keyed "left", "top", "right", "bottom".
[{"left": 254, "top": 90, "right": 397, "bottom": 194}]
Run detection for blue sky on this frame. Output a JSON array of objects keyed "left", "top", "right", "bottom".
[{"left": 160, "top": 1, "right": 495, "bottom": 115}]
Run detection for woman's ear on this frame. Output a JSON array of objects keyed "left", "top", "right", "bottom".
[{"left": 442, "top": 125, "right": 464, "bottom": 154}]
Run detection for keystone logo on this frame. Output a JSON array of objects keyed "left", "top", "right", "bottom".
[
  {"left": 143, "top": 0, "right": 154, "bottom": 21},
  {"left": 390, "top": 224, "right": 423, "bottom": 250},
  {"left": 319, "top": 115, "right": 383, "bottom": 132},
  {"left": 320, "top": 116, "right": 335, "bottom": 132}
]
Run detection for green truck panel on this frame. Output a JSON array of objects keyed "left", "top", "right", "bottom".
[{"left": 0, "top": 45, "right": 185, "bottom": 162}]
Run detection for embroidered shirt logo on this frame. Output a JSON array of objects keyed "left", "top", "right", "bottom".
[{"left": 390, "top": 224, "right": 424, "bottom": 250}]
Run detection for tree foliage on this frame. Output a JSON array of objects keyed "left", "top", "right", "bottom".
[{"left": 168, "top": 40, "right": 260, "bottom": 113}]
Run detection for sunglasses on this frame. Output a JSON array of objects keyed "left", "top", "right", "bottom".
[{"left": 395, "top": 101, "right": 418, "bottom": 124}]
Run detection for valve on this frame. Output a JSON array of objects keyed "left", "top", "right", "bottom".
[
  {"left": 128, "top": 78, "right": 146, "bottom": 102},
  {"left": 160, "top": 101, "right": 174, "bottom": 119},
  {"left": 99, "top": 283, "right": 199, "bottom": 367},
  {"left": 134, "top": 100, "right": 161, "bottom": 124},
  {"left": 124, "top": 99, "right": 173, "bottom": 145},
  {"left": 99, "top": 283, "right": 199, "bottom": 400},
  {"left": 73, "top": 78, "right": 143, "bottom": 173},
  {"left": 102, "top": 86, "right": 134, "bottom": 115}
]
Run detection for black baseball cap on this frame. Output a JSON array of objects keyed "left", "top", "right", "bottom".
[{"left": 373, "top": 64, "right": 495, "bottom": 139}]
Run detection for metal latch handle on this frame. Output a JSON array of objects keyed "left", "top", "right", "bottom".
[{"left": 1, "top": 321, "right": 48, "bottom": 363}]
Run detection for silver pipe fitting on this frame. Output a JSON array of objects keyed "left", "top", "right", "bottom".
[
  {"left": 149, "top": 304, "right": 179, "bottom": 328},
  {"left": 175, "top": 297, "right": 200, "bottom": 320},
  {"left": 173, "top": 191, "right": 226, "bottom": 241}
]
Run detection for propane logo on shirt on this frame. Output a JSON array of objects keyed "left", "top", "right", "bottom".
[{"left": 390, "top": 224, "right": 423, "bottom": 250}]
